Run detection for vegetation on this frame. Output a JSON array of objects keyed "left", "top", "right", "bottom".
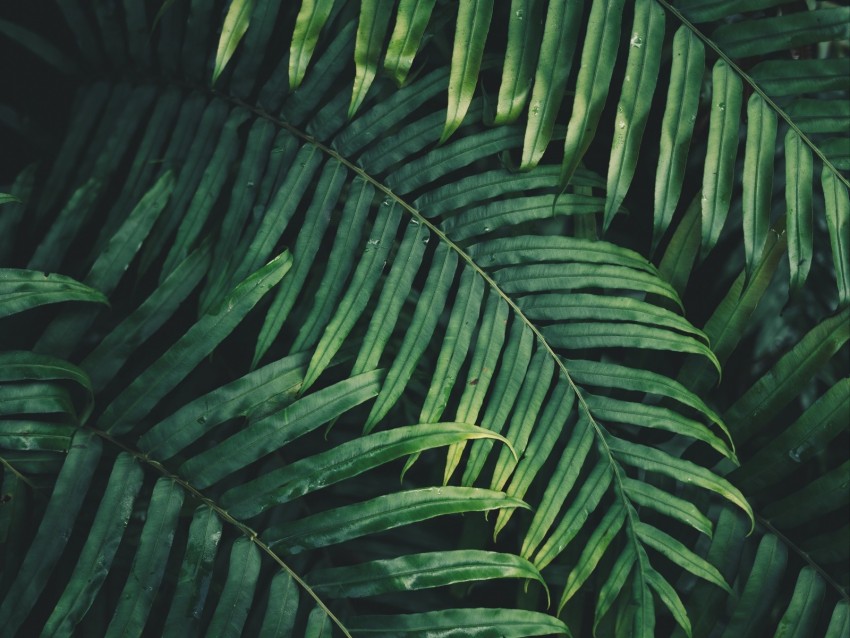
[{"left": 0, "top": 0, "right": 847, "bottom": 635}]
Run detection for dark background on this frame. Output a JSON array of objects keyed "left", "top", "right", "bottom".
[{"left": 1, "top": 2, "right": 79, "bottom": 182}]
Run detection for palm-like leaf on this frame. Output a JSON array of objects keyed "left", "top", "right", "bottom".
[{"left": 0, "top": 0, "right": 847, "bottom": 636}]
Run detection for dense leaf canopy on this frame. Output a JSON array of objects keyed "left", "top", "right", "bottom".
[{"left": 0, "top": 0, "right": 847, "bottom": 636}]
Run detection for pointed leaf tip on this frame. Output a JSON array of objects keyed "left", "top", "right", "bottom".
[{"left": 213, "top": 0, "right": 255, "bottom": 85}]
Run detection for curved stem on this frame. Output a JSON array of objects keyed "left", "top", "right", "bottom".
[{"left": 84, "top": 425, "right": 354, "bottom": 638}]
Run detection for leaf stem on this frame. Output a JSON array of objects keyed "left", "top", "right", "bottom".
[
  {"left": 83, "top": 425, "right": 354, "bottom": 638},
  {"left": 655, "top": 0, "right": 850, "bottom": 189}
]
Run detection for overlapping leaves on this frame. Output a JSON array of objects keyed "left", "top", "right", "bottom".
[{"left": 0, "top": 0, "right": 847, "bottom": 635}]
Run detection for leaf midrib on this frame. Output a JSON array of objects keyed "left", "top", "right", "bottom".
[
  {"left": 74, "top": 13, "right": 849, "bottom": 618},
  {"left": 85, "top": 424, "right": 355, "bottom": 638},
  {"left": 211, "top": 84, "right": 667, "bottom": 616},
  {"left": 655, "top": 0, "right": 850, "bottom": 190}
]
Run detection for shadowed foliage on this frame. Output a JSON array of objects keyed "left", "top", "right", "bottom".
[{"left": 0, "top": 0, "right": 847, "bottom": 636}]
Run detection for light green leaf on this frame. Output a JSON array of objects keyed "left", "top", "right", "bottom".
[
  {"left": 445, "top": 292, "right": 509, "bottom": 483},
  {"left": 646, "top": 566, "right": 692, "bottom": 638},
  {"left": 544, "top": 322, "right": 720, "bottom": 375},
  {"left": 305, "top": 606, "right": 333, "bottom": 637},
  {"left": 213, "top": 0, "right": 255, "bottom": 84},
  {"left": 348, "top": 608, "right": 571, "bottom": 636},
  {"left": 309, "top": 550, "right": 547, "bottom": 600},
  {"left": 364, "top": 243, "right": 458, "bottom": 433},
  {"left": 469, "top": 235, "right": 657, "bottom": 274},
  {"left": 383, "top": 0, "right": 438, "bottom": 86},
  {"left": 444, "top": 194, "right": 606, "bottom": 241},
  {"left": 416, "top": 165, "right": 603, "bottom": 216},
  {"left": 560, "top": 0, "right": 626, "bottom": 187},
  {"left": 441, "top": 0, "right": 494, "bottom": 143},
  {"left": 586, "top": 394, "right": 733, "bottom": 461},
  {"left": 566, "top": 358, "right": 729, "bottom": 444},
  {"left": 268, "top": 487, "right": 528, "bottom": 553},
  {"left": 742, "top": 94, "right": 777, "bottom": 277},
  {"left": 221, "top": 423, "right": 513, "bottom": 519},
  {"left": 825, "top": 601, "right": 850, "bottom": 638},
  {"left": 0, "top": 269, "right": 108, "bottom": 319},
  {"left": 495, "top": 0, "right": 543, "bottom": 127},
  {"left": 607, "top": 437, "right": 753, "bottom": 530},
  {"left": 558, "top": 501, "right": 626, "bottom": 611},
  {"left": 630, "top": 561, "right": 657, "bottom": 638},
  {"left": 462, "top": 319, "right": 534, "bottom": 486},
  {"left": 593, "top": 544, "right": 635, "bottom": 634},
  {"left": 519, "top": 0, "right": 580, "bottom": 167},
  {"left": 521, "top": 417, "right": 594, "bottom": 559},
  {"left": 604, "top": 0, "right": 664, "bottom": 230},
  {"left": 289, "top": 0, "right": 336, "bottom": 90},
  {"left": 302, "top": 201, "right": 402, "bottom": 391},
  {"left": 635, "top": 522, "right": 732, "bottom": 593},
  {"left": 774, "top": 565, "right": 826, "bottom": 638},
  {"left": 785, "top": 130, "right": 814, "bottom": 297},
  {"left": 419, "top": 268, "right": 484, "bottom": 423},
  {"left": 701, "top": 61, "right": 742, "bottom": 259},
  {"left": 495, "top": 263, "right": 683, "bottom": 309},
  {"left": 522, "top": 293, "right": 707, "bottom": 342},
  {"left": 102, "top": 251, "right": 292, "bottom": 436},
  {"left": 673, "top": 508, "right": 747, "bottom": 638},
  {"left": 351, "top": 220, "right": 428, "bottom": 377},
  {"left": 624, "top": 478, "right": 713, "bottom": 538},
  {"left": 653, "top": 27, "right": 704, "bottom": 251},
  {"left": 253, "top": 159, "right": 347, "bottom": 367},
  {"left": 179, "top": 369, "right": 384, "bottom": 489},
  {"left": 822, "top": 167, "right": 850, "bottom": 308},
  {"left": 531, "top": 459, "right": 612, "bottom": 570},
  {"left": 350, "top": 0, "right": 395, "bottom": 116},
  {"left": 489, "top": 349, "right": 553, "bottom": 493},
  {"left": 494, "top": 381, "right": 574, "bottom": 538}
]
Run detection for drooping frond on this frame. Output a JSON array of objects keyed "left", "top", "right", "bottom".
[
  {"left": 0, "top": 0, "right": 847, "bottom": 635},
  {"left": 212, "top": 0, "right": 849, "bottom": 298}
]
